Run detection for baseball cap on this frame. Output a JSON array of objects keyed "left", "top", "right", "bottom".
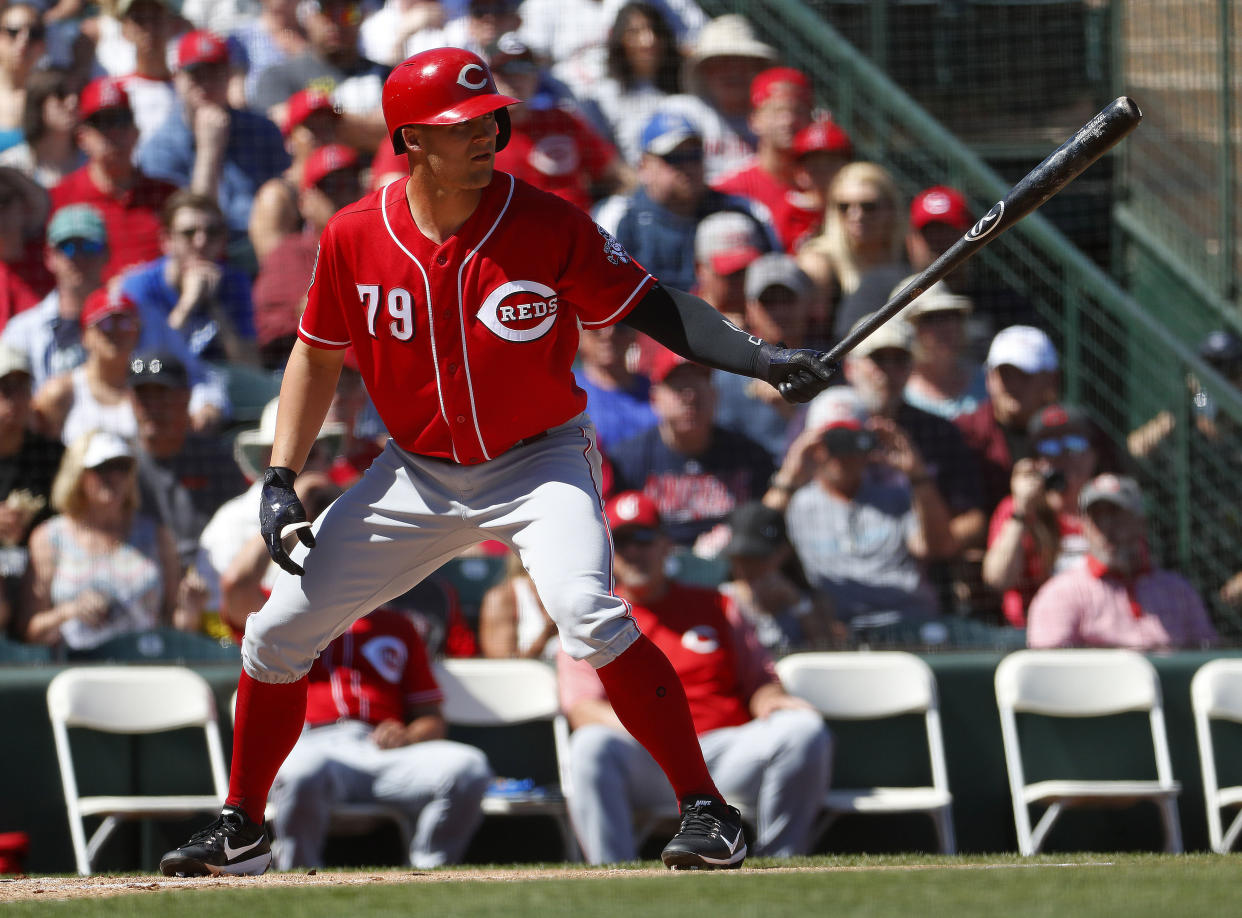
[
  {"left": 1027, "top": 403, "right": 1091, "bottom": 440},
  {"left": 486, "top": 32, "right": 537, "bottom": 74},
  {"left": 750, "top": 66, "right": 812, "bottom": 109},
  {"left": 81, "top": 431, "right": 135, "bottom": 471},
  {"left": 79, "top": 76, "right": 132, "bottom": 121},
  {"left": 300, "top": 143, "right": 360, "bottom": 192},
  {"left": 848, "top": 313, "right": 914, "bottom": 359},
  {"left": 745, "top": 252, "right": 811, "bottom": 302},
  {"left": 805, "top": 385, "right": 867, "bottom": 433},
  {"left": 1198, "top": 329, "right": 1242, "bottom": 374},
  {"left": 80, "top": 287, "right": 138, "bottom": 330},
  {"left": 176, "top": 30, "right": 229, "bottom": 71},
  {"left": 605, "top": 491, "right": 661, "bottom": 533},
  {"left": 129, "top": 351, "right": 189, "bottom": 389},
  {"left": 234, "top": 397, "right": 346, "bottom": 481},
  {"left": 891, "top": 276, "right": 972, "bottom": 321},
  {"left": 648, "top": 348, "right": 711, "bottom": 385},
  {"left": 640, "top": 110, "right": 701, "bottom": 158},
  {"left": 689, "top": 15, "right": 777, "bottom": 67},
  {"left": 1079, "top": 473, "right": 1145, "bottom": 517},
  {"left": 282, "top": 88, "right": 338, "bottom": 137},
  {"left": 986, "top": 325, "right": 1059, "bottom": 373},
  {"left": 910, "top": 186, "right": 971, "bottom": 232},
  {"left": 723, "top": 502, "right": 787, "bottom": 558},
  {"left": 694, "top": 211, "right": 764, "bottom": 275},
  {"left": 793, "top": 117, "right": 852, "bottom": 158},
  {"left": 0, "top": 344, "right": 31, "bottom": 380},
  {"left": 47, "top": 205, "right": 107, "bottom": 247}
]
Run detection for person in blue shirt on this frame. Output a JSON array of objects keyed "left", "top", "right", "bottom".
[
  {"left": 573, "top": 322, "right": 657, "bottom": 453},
  {"left": 121, "top": 190, "right": 258, "bottom": 366},
  {"left": 593, "top": 110, "right": 776, "bottom": 294},
  {"left": 136, "top": 30, "right": 290, "bottom": 246}
]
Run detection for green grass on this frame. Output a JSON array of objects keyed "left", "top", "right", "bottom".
[{"left": 14, "top": 854, "right": 1239, "bottom": 918}]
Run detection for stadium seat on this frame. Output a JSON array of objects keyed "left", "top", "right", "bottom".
[
  {"left": 994, "top": 649, "right": 1182, "bottom": 855},
  {"left": 435, "top": 658, "right": 578, "bottom": 861},
  {"left": 776, "top": 651, "right": 956, "bottom": 853},
  {"left": 1190, "top": 659, "right": 1242, "bottom": 853},
  {"left": 47, "top": 666, "right": 229, "bottom": 875}
]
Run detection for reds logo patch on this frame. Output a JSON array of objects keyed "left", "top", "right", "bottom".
[
  {"left": 477, "top": 280, "right": 560, "bottom": 342},
  {"left": 360, "top": 635, "right": 408, "bottom": 684},
  {"left": 457, "top": 63, "right": 488, "bottom": 90},
  {"left": 597, "top": 226, "right": 631, "bottom": 265}
]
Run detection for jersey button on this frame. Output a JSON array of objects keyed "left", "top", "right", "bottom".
[
  {"left": 456, "top": 415, "right": 466, "bottom": 423},
  {"left": 435, "top": 254, "right": 447, "bottom": 265},
  {"left": 448, "top": 363, "right": 458, "bottom": 373}
]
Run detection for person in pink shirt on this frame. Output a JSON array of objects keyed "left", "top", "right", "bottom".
[{"left": 1026, "top": 473, "right": 1217, "bottom": 650}]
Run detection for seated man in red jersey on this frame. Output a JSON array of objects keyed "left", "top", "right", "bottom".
[
  {"left": 559, "top": 491, "right": 832, "bottom": 865},
  {"left": 218, "top": 479, "right": 492, "bottom": 871}
]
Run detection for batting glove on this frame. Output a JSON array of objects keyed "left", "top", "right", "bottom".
[
  {"left": 260, "top": 466, "right": 315, "bottom": 576},
  {"left": 761, "top": 345, "right": 839, "bottom": 404}
]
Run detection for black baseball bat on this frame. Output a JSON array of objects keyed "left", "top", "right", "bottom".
[{"left": 822, "top": 95, "right": 1143, "bottom": 365}]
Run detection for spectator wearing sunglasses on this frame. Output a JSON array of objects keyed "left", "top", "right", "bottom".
[
  {"left": 981, "top": 402, "right": 1113, "bottom": 628},
  {"left": 3, "top": 204, "right": 231, "bottom": 432},
  {"left": 137, "top": 30, "right": 291, "bottom": 246},
  {"left": 50, "top": 76, "right": 179, "bottom": 282},
  {"left": 0, "top": 3, "right": 47, "bottom": 155},
  {"left": 249, "top": 0, "right": 389, "bottom": 155},
  {"left": 120, "top": 189, "right": 258, "bottom": 366},
  {"left": 0, "top": 66, "right": 85, "bottom": 190}
]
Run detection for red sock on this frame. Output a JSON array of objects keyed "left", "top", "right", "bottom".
[
  {"left": 595, "top": 633, "right": 722, "bottom": 803},
  {"left": 225, "top": 671, "right": 308, "bottom": 824}
]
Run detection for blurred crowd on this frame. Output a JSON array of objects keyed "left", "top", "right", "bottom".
[{"left": 0, "top": 0, "right": 1232, "bottom": 663}]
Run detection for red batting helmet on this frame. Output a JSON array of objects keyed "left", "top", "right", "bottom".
[{"left": 382, "top": 47, "right": 520, "bottom": 155}]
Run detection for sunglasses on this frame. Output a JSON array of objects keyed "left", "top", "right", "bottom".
[
  {"left": 57, "top": 238, "right": 106, "bottom": 258},
  {"left": 311, "top": 1, "right": 363, "bottom": 26},
  {"left": 174, "top": 223, "right": 227, "bottom": 241},
  {"left": 92, "top": 313, "right": 140, "bottom": 334},
  {"left": 867, "top": 349, "right": 912, "bottom": 368},
  {"left": 613, "top": 528, "right": 659, "bottom": 549},
  {"left": 835, "top": 199, "right": 884, "bottom": 215},
  {"left": 85, "top": 110, "right": 135, "bottom": 132},
  {"left": 1034, "top": 433, "right": 1091, "bottom": 458},
  {"left": 2, "top": 24, "right": 45, "bottom": 42},
  {"left": 89, "top": 457, "right": 135, "bottom": 476},
  {"left": 662, "top": 148, "right": 704, "bottom": 168}
]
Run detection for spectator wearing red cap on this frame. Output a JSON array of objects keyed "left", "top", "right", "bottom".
[
  {"left": 50, "top": 76, "right": 180, "bottom": 282},
  {"left": 559, "top": 489, "right": 832, "bottom": 864},
  {"left": 253, "top": 143, "right": 362, "bottom": 370},
  {"left": 790, "top": 117, "right": 852, "bottom": 234},
  {"left": 249, "top": 0, "right": 389, "bottom": 156},
  {"left": 31, "top": 286, "right": 142, "bottom": 445},
  {"left": 606, "top": 351, "right": 774, "bottom": 554},
  {"left": 136, "top": 30, "right": 291, "bottom": 244},
  {"left": 712, "top": 66, "right": 819, "bottom": 254},
  {"left": 906, "top": 185, "right": 971, "bottom": 286},
  {"left": 0, "top": 3, "right": 47, "bottom": 154},
  {"left": 248, "top": 88, "right": 343, "bottom": 262},
  {"left": 487, "top": 33, "right": 632, "bottom": 214},
  {"left": 120, "top": 189, "right": 259, "bottom": 366}
]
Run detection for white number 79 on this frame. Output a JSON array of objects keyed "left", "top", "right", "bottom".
[{"left": 357, "top": 284, "right": 414, "bottom": 341}]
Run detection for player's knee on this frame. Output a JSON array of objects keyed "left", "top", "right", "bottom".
[
  {"left": 241, "top": 616, "right": 317, "bottom": 682},
  {"left": 444, "top": 743, "right": 492, "bottom": 799}
]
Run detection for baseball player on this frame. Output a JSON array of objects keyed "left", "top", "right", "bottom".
[{"left": 160, "top": 47, "right": 836, "bottom": 877}]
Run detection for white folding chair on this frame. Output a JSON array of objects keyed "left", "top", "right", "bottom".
[
  {"left": 47, "top": 666, "right": 229, "bottom": 876},
  {"left": 434, "top": 658, "right": 578, "bottom": 861},
  {"left": 776, "top": 651, "right": 956, "bottom": 853},
  {"left": 1190, "top": 658, "right": 1242, "bottom": 853},
  {"left": 994, "top": 649, "right": 1183, "bottom": 855}
]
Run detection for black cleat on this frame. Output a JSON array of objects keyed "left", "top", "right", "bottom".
[
  {"left": 661, "top": 796, "right": 747, "bottom": 870},
  {"left": 160, "top": 806, "right": 272, "bottom": 877}
]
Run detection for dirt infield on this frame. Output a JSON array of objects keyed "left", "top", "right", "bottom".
[{"left": 0, "top": 861, "right": 1116, "bottom": 903}]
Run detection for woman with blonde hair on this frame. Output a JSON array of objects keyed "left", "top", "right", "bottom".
[
  {"left": 795, "top": 161, "right": 907, "bottom": 335},
  {"left": 18, "top": 428, "right": 201, "bottom": 651}
]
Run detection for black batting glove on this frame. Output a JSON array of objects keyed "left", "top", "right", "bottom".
[
  {"left": 759, "top": 344, "right": 839, "bottom": 404},
  {"left": 260, "top": 466, "right": 315, "bottom": 576}
]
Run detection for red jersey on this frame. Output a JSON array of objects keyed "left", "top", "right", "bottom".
[
  {"left": 712, "top": 161, "right": 821, "bottom": 253},
  {"left": 495, "top": 109, "right": 617, "bottom": 214},
  {"left": 50, "top": 166, "right": 178, "bottom": 282},
  {"left": 304, "top": 608, "right": 443, "bottom": 727},
  {"left": 988, "top": 495, "right": 1087, "bottom": 627},
  {"left": 558, "top": 583, "right": 777, "bottom": 735},
  {"left": 299, "top": 172, "right": 656, "bottom": 463}
]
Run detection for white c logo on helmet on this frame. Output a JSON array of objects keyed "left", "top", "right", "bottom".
[
  {"left": 478, "top": 281, "right": 559, "bottom": 342},
  {"left": 457, "top": 64, "right": 488, "bottom": 91}
]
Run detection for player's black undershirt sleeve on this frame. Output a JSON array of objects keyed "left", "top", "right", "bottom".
[{"left": 621, "top": 284, "right": 773, "bottom": 380}]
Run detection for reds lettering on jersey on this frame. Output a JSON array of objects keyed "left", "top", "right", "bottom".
[{"left": 299, "top": 173, "right": 656, "bottom": 463}]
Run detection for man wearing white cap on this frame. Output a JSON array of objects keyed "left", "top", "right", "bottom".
[
  {"left": 954, "top": 324, "right": 1060, "bottom": 516},
  {"left": 1026, "top": 474, "right": 1217, "bottom": 650}
]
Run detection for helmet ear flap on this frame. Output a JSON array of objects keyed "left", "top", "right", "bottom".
[{"left": 495, "top": 107, "right": 511, "bottom": 152}]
